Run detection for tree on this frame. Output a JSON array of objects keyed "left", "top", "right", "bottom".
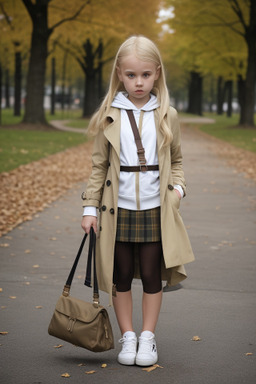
[
  {"left": 21, "top": 0, "right": 89, "bottom": 124},
  {"left": 165, "top": 0, "right": 255, "bottom": 126}
]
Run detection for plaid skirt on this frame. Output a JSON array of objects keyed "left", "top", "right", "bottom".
[{"left": 116, "top": 207, "right": 161, "bottom": 242}]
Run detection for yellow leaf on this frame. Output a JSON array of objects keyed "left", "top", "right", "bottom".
[
  {"left": 192, "top": 336, "right": 201, "bottom": 341},
  {"left": 35, "top": 306, "right": 43, "bottom": 309},
  {"left": 245, "top": 353, "right": 253, "bottom": 356},
  {"left": 24, "top": 249, "right": 31, "bottom": 254},
  {"left": 61, "top": 373, "right": 70, "bottom": 378},
  {"left": 142, "top": 364, "right": 163, "bottom": 372},
  {"left": 0, "top": 243, "right": 10, "bottom": 247},
  {"left": 77, "top": 363, "right": 86, "bottom": 366},
  {"left": 0, "top": 332, "right": 8, "bottom": 335},
  {"left": 25, "top": 282, "right": 30, "bottom": 285},
  {"left": 0, "top": 288, "right": 3, "bottom": 292},
  {"left": 50, "top": 237, "right": 57, "bottom": 241},
  {"left": 33, "top": 265, "right": 39, "bottom": 268},
  {"left": 85, "top": 371, "right": 96, "bottom": 374},
  {"left": 9, "top": 296, "right": 16, "bottom": 299},
  {"left": 54, "top": 345, "right": 63, "bottom": 349},
  {"left": 101, "top": 364, "right": 107, "bottom": 368}
]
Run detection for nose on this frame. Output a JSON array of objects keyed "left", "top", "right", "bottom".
[{"left": 136, "top": 76, "right": 143, "bottom": 86}]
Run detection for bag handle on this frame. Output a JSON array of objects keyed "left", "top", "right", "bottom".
[
  {"left": 126, "top": 110, "right": 147, "bottom": 169},
  {"left": 62, "top": 228, "right": 99, "bottom": 305}
]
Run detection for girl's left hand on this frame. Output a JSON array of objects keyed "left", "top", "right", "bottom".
[{"left": 174, "top": 189, "right": 182, "bottom": 200}]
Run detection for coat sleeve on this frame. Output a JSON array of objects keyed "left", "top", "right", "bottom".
[
  {"left": 82, "top": 129, "right": 109, "bottom": 208},
  {"left": 169, "top": 107, "right": 186, "bottom": 196}
]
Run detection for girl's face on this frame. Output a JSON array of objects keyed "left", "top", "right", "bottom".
[{"left": 117, "top": 55, "right": 160, "bottom": 108}]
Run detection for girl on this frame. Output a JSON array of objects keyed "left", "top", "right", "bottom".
[{"left": 81, "top": 36, "right": 194, "bottom": 366}]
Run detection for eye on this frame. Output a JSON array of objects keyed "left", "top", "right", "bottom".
[
  {"left": 143, "top": 73, "right": 151, "bottom": 78},
  {"left": 127, "top": 73, "right": 135, "bottom": 79}
]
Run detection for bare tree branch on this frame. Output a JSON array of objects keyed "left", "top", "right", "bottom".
[
  {"left": 49, "top": 0, "right": 91, "bottom": 34},
  {"left": 227, "top": 0, "right": 248, "bottom": 33}
]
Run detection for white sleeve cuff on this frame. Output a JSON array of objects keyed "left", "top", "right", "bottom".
[
  {"left": 174, "top": 185, "right": 184, "bottom": 198},
  {"left": 83, "top": 206, "right": 97, "bottom": 217}
]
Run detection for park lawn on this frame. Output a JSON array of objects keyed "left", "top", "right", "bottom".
[
  {"left": 0, "top": 129, "right": 87, "bottom": 173},
  {"left": 199, "top": 113, "right": 256, "bottom": 153},
  {"left": 0, "top": 108, "right": 83, "bottom": 125}
]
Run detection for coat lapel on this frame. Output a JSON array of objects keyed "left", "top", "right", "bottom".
[
  {"left": 104, "top": 107, "right": 121, "bottom": 177},
  {"left": 155, "top": 110, "right": 171, "bottom": 204}
]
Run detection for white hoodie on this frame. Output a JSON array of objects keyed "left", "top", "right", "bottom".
[
  {"left": 112, "top": 92, "right": 160, "bottom": 210},
  {"left": 83, "top": 92, "right": 183, "bottom": 216}
]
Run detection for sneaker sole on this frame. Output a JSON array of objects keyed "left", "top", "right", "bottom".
[
  {"left": 118, "top": 356, "right": 136, "bottom": 366},
  {"left": 135, "top": 356, "right": 158, "bottom": 366}
]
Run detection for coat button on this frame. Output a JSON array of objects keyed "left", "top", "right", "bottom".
[
  {"left": 102, "top": 205, "right": 106, "bottom": 211},
  {"left": 81, "top": 192, "right": 86, "bottom": 200},
  {"left": 110, "top": 208, "right": 114, "bottom": 214},
  {"left": 168, "top": 184, "right": 174, "bottom": 190},
  {"left": 100, "top": 226, "right": 102, "bottom": 231},
  {"left": 106, "top": 180, "right": 111, "bottom": 186}
]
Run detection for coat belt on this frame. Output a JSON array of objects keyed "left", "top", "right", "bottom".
[{"left": 120, "top": 165, "right": 159, "bottom": 172}]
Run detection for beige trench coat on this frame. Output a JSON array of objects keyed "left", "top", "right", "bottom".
[{"left": 82, "top": 106, "right": 194, "bottom": 303}]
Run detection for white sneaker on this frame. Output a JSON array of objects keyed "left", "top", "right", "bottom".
[
  {"left": 117, "top": 331, "right": 137, "bottom": 365},
  {"left": 136, "top": 331, "right": 158, "bottom": 366}
]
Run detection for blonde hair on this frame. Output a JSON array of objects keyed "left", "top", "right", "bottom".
[{"left": 88, "top": 35, "right": 172, "bottom": 146}]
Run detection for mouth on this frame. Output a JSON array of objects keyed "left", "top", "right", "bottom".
[{"left": 135, "top": 90, "right": 144, "bottom": 93}]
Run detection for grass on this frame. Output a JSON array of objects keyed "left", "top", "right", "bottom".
[
  {"left": 180, "top": 112, "right": 256, "bottom": 153},
  {"left": 199, "top": 113, "right": 256, "bottom": 153},
  {"left": 0, "top": 108, "right": 84, "bottom": 125},
  {"left": 0, "top": 128, "right": 87, "bottom": 173}
]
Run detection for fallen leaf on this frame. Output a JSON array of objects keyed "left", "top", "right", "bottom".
[
  {"left": 77, "top": 363, "right": 86, "bottom": 366},
  {"left": 142, "top": 364, "right": 163, "bottom": 372},
  {"left": 33, "top": 265, "right": 39, "bottom": 268},
  {"left": 85, "top": 371, "right": 96, "bottom": 374},
  {"left": 61, "top": 373, "right": 70, "bottom": 378},
  {"left": 245, "top": 352, "right": 253, "bottom": 356},
  {"left": 192, "top": 336, "right": 201, "bottom": 341},
  {"left": 101, "top": 364, "right": 107, "bottom": 368},
  {"left": 0, "top": 288, "right": 3, "bottom": 292},
  {"left": 35, "top": 306, "right": 43, "bottom": 309},
  {"left": 25, "top": 282, "right": 30, "bottom": 285},
  {"left": 54, "top": 345, "right": 63, "bottom": 349},
  {"left": 24, "top": 249, "right": 31, "bottom": 254},
  {"left": 9, "top": 296, "right": 16, "bottom": 299},
  {"left": 1, "top": 306, "right": 7, "bottom": 309},
  {"left": 0, "top": 332, "right": 8, "bottom": 335},
  {"left": 0, "top": 243, "right": 9, "bottom": 247},
  {"left": 50, "top": 237, "right": 57, "bottom": 241}
]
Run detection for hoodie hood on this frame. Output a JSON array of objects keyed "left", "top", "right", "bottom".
[{"left": 111, "top": 91, "right": 159, "bottom": 112}]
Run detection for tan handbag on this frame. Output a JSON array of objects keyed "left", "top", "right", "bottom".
[{"left": 48, "top": 228, "right": 114, "bottom": 352}]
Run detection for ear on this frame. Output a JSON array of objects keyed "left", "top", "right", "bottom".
[
  {"left": 155, "top": 65, "right": 161, "bottom": 81},
  {"left": 116, "top": 66, "right": 123, "bottom": 82}
]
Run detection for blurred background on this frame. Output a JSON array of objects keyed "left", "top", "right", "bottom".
[{"left": 0, "top": 0, "right": 255, "bottom": 127}]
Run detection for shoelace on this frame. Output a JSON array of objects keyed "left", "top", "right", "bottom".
[
  {"left": 119, "top": 337, "right": 137, "bottom": 352},
  {"left": 138, "top": 336, "right": 155, "bottom": 353}
]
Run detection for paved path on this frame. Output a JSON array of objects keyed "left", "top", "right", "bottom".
[
  {"left": 0, "top": 124, "right": 255, "bottom": 384},
  {"left": 50, "top": 120, "right": 88, "bottom": 133}
]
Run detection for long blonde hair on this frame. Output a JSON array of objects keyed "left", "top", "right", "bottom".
[{"left": 88, "top": 35, "right": 172, "bottom": 146}]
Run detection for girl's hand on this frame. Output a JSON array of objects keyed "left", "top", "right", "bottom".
[
  {"left": 174, "top": 189, "right": 182, "bottom": 200},
  {"left": 81, "top": 215, "right": 97, "bottom": 234}
]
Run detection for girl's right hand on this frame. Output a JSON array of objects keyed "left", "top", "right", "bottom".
[{"left": 81, "top": 215, "right": 97, "bottom": 234}]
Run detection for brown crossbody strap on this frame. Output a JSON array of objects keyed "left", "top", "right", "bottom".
[{"left": 126, "top": 110, "right": 147, "bottom": 167}]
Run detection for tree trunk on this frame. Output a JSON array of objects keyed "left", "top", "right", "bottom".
[
  {"left": 0, "top": 64, "right": 2, "bottom": 125},
  {"left": 237, "top": 0, "right": 256, "bottom": 126},
  {"left": 5, "top": 69, "right": 10, "bottom": 108},
  {"left": 187, "top": 71, "right": 203, "bottom": 115},
  {"left": 61, "top": 50, "right": 68, "bottom": 111},
  {"left": 23, "top": 1, "right": 49, "bottom": 124},
  {"left": 82, "top": 39, "right": 99, "bottom": 117},
  {"left": 239, "top": 38, "right": 256, "bottom": 126},
  {"left": 14, "top": 51, "right": 22, "bottom": 116},
  {"left": 226, "top": 80, "right": 233, "bottom": 117},
  {"left": 51, "top": 57, "right": 56, "bottom": 115},
  {"left": 217, "top": 76, "right": 224, "bottom": 115}
]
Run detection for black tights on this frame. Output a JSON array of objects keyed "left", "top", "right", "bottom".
[{"left": 113, "top": 242, "right": 163, "bottom": 294}]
